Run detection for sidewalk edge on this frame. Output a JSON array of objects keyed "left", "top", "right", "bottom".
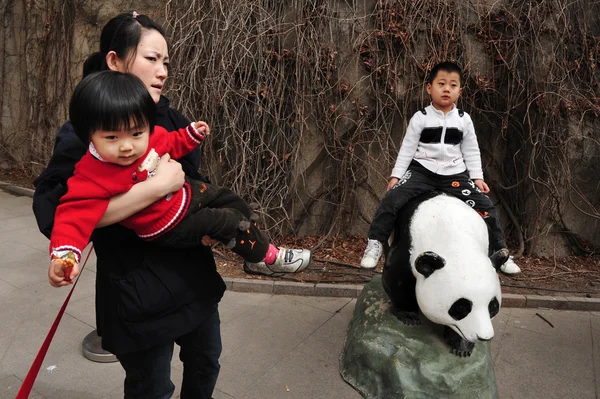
[
  {"left": 0, "top": 181, "right": 35, "bottom": 198},
  {"left": 223, "top": 277, "right": 600, "bottom": 311}
]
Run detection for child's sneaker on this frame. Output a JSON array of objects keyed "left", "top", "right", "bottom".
[
  {"left": 360, "top": 239, "right": 383, "bottom": 269},
  {"left": 244, "top": 248, "right": 312, "bottom": 277},
  {"left": 499, "top": 256, "right": 521, "bottom": 276}
]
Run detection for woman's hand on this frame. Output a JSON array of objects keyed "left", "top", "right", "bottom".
[
  {"left": 386, "top": 177, "right": 400, "bottom": 191},
  {"left": 149, "top": 153, "right": 186, "bottom": 197},
  {"left": 98, "top": 153, "right": 186, "bottom": 227},
  {"left": 473, "top": 179, "right": 490, "bottom": 194}
]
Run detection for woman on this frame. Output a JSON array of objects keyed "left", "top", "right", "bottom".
[{"left": 33, "top": 12, "right": 224, "bottom": 399}]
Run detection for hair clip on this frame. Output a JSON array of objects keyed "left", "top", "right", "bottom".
[{"left": 132, "top": 10, "right": 139, "bottom": 19}]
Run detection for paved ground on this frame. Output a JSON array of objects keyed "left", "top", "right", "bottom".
[{"left": 0, "top": 187, "right": 599, "bottom": 399}]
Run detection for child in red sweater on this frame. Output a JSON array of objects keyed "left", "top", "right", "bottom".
[{"left": 49, "top": 71, "right": 311, "bottom": 283}]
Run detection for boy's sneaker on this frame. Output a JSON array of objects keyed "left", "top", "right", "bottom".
[
  {"left": 360, "top": 239, "right": 383, "bottom": 269},
  {"left": 499, "top": 256, "right": 521, "bottom": 276},
  {"left": 244, "top": 248, "right": 311, "bottom": 277}
]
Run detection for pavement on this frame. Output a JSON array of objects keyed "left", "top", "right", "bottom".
[{"left": 0, "top": 184, "right": 599, "bottom": 399}]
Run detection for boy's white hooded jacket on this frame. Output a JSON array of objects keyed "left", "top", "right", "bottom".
[{"left": 391, "top": 104, "right": 484, "bottom": 180}]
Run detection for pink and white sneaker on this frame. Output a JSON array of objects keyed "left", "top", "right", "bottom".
[{"left": 243, "top": 248, "right": 312, "bottom": 277}]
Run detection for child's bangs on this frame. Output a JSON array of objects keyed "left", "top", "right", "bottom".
[
  {"left": 70, "top": 71, "right": 157, "bottom": 142},
  {"left": 93, "top": 78, "right": 155, "bottom": 133},
  {"left": 94, "top": 100, "right": 150, "bottom": 134}
]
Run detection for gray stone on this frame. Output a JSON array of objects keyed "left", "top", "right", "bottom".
[
  {"left": 232, "top": 277, "right": 273, "bottom": 294},
  {"left": 566, "top": 296, "right": 600, "bottom": 311},
  {"left": 527, "top": 294, "right": 569, "bottom": 310},
  {"left": 222, "top": 276, "right": 233, "bottom": 291},
  {"left": 502, "top": 293, "right": 526, "bottom": 308},
  {"left": 340, "top": 275, "right": 498, "bottom": 399},
  {"left": 315, "top": 283, "right": 361, "bottom": 298},
  {"left": 273, "top": 280, "right": 315, "bottom": 296}
]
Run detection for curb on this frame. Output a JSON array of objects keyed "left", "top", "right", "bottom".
[
  {"left": 2, "top": 181, "right": 598, "bottom": 312},
  {"left": 0, "top": 181, "right": 35, "bottom": 197},
  {"left": 222, "top": 277, "right": 600, "bottom": 311}
]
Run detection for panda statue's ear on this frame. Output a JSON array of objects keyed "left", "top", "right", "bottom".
[
  {"left": 415, "top": 251, "right": 446, "bottom": 278},
  {"left": 490, "top": 248, "right": 510, "bottom": 270}
]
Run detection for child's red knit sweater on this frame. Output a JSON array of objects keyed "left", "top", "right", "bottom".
[{"left": 50, "top": 124, "right": 205, "bottom": 262}]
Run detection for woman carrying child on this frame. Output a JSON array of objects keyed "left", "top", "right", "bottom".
[{"left": 33, "top": 12, "right": 307, "bottom": 399}]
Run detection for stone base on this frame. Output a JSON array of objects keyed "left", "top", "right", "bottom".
[{"left": 340, "top": 275, "right": 498, "bottom": 399}]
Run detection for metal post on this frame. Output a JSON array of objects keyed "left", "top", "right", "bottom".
[{"left": 82, "top": 329, "right": 118, "bottom": 363}]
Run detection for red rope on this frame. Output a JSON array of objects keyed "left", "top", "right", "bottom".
[{"left": 16, "top": 246, "right": 94, "bottom": 399}]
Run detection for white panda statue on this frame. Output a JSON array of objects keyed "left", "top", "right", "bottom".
[{"left": 382, "top": 191, "right": 509, "bottom": 357}]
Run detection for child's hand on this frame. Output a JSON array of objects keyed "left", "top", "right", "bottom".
[
  {"left": 473, "top": 179, "right": 490, "bottom": 194},
  {"left": 193, "top": 121, "right": 210, "bottom": 139},
  {"left": 201, "top": 236, "right": 218, "bottom": 246},
  {"left": 48, "top": 258, "right": 80, "bottom": 287},
  {"left": 386, "top": 177, "right": 400, "bottom": 191}
]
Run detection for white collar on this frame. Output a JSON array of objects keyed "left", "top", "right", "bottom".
[
  {"left": 89, "top": 143, "right": 108, "bottom": 163},
  {"left": 429, "top": 102, "right": 456, "bottom": 116}
]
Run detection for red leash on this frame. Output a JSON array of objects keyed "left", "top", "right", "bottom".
[{"left": 16, "top": 246, "right": 94, "bottom": 399}]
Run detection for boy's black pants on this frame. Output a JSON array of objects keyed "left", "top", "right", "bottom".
[
  {"left": 153, "top": 179, "right": 270, "bottom": 263},
  {"left": 368, "top": 161, "right": 507, "bottom": 252}
]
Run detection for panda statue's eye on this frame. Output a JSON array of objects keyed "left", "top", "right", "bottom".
[
  {"left": 488, "top": 297, "right": 500, "bottom": 318},
  {"left": 448, "top": 298, "right": 472, "bottom": 320}
]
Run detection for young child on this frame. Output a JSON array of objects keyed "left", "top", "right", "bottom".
[
  {"left": 49, "top": 70, "right": 311, "bottom": 282},
  {"left": 360, "top": 61, "right": 520, "bottom": 276}
]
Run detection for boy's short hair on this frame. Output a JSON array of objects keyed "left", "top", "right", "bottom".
[
  {"left": 427, "top": 62, "right": 463, "bottom": 85},
  {"left": 69, "top": 70, "right": 156, "bottom": 143}
]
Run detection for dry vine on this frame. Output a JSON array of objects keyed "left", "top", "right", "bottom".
[
  {"left": 164, "top": 0, "right": 381, "bottom": 238},
  {"left": 163, "top": 0, "right": 599, "bottom": 255},
  {"left": 0, "top": 0, "right": 76, "bottom": 173}
]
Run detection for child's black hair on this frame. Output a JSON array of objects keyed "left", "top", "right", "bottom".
[
  {"left": 427, "top": 62, "right": 463, "bottom": 85},
  {"left": 83, "top": 12, "right": 166, "bottom": 77},
  {"left": 69, "top": 71, "right": 156, "bottom": 143}
]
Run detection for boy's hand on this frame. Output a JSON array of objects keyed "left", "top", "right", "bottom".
[
  {"left": 386, "top": 177, "right": 400, "bottom": 191},
  {"left": 193, "top": 121, "right": 210, "bottom": 139},
  {"left": 473, "top": 179, "right": 490, "bottom": 194},
  {"left": 48, "top": 258, "right": 80, "bottom": 287}
]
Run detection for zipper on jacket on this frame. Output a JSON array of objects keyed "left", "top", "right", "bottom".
[{"left": 438, "top": 113, "right": 447, "bottom": 174}]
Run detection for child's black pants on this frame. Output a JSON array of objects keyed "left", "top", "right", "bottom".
[
  {"left": 153, "top": 178, "right": 270, "bottom": 263},
  {"left": 368, "top": 161, "right": 507, "bottom": 252}
]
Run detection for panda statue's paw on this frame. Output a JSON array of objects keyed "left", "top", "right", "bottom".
[
  {"left": 451, "top": 343, "right": 474, "bottom": 358},
  {"left": 444, "top": 326, "right": 474, "bottom": 357},
  {"left": 391, "top": 308, "right": 421, "bottom": 325}
]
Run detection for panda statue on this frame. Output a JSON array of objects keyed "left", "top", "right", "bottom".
[{"left": 382, "top": 191, "right": 509, "bottom": 357}]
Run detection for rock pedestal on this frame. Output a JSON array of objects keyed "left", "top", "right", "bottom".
[{"left": 340, "top": 276, "right": 499, "bottom": 399}]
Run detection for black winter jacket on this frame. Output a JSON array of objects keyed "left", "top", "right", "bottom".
[{"left": 32, "top": 96, "right": 226, "bottom": 355}]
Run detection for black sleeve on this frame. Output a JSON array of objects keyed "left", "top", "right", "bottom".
[{"left": 32, "top": 122, "right": 87, "bottom": 238}]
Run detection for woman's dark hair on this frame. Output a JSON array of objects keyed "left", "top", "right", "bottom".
[
  {"left": 83, "top": 12, "right": 166, "bottom": 77},
  {"left": 69, "top": 71, "right": 157, "bottom": 143},
  {"left": 427, "top": 61, "right": 463, "bottom": 85}
]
